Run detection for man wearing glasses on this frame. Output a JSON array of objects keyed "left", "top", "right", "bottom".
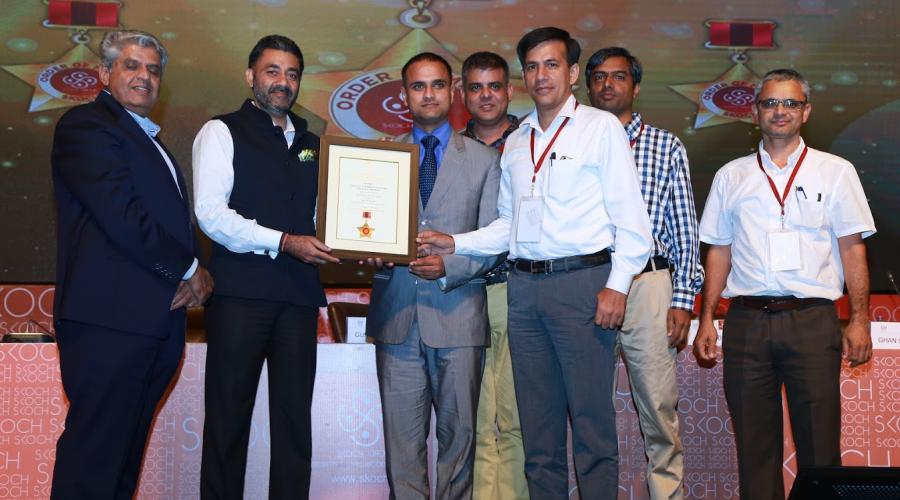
[{"left": 694, "top": 69, "right": 875, "bottom": 500}]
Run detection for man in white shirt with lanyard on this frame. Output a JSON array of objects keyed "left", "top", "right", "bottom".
[
  {"left": 418, "top": 27, "right": 652, "bottom": 498},
  {"left": 694, "top": 68, "right": 875, "bottom": 500}
]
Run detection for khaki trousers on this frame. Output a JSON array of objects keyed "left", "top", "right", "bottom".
[
  {"left": 618, "top": 269, "right": 684, "bottom": 500},
  {"left": 473, "top": 282, "right": 529, "bottom": 500}
]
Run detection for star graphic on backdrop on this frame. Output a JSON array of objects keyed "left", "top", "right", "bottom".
[
  {"left": 2, "top": 43, "right": 102, "bottom": 112},
  {"left": 670, "top": 63, "right": 760, "bottom": 128}
]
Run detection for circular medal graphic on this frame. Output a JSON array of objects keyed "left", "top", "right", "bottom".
[
  {"left": 701, "top": 80, "right": 755, "bottom": 120},
  {"left": 330, "top": 68, "right": 412, "bottom": 139},
  {"left": 37, "top": 63, "right": 102, "bottom": 103}
]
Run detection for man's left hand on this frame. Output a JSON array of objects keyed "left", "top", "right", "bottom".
[
  {"left": 408, "top": 255, "right": 445, "bottom": 280},
  {"left": 595, "top": 288, "right": 626, "bottom": 329},
  {"left": 667, "top": 308, "right": 692, "bottom": 350},
  {"left": 843, "top": 319, "right": 872, "bottom": 367}
]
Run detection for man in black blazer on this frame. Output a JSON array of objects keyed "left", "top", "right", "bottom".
[{"left": 50, "top": 30, "right": 212, "bottom": 499}]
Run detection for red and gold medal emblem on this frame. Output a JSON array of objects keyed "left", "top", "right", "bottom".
[
  {"left": 670, "top": 19, "right": 776, "bottom": 129},
  {"left": 357, "top": 211, "right": 374, "bottom": 239}
]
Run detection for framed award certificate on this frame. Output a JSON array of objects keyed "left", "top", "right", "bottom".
[{"left": 316, "top": 136, "right": 419, "bottom": 263}]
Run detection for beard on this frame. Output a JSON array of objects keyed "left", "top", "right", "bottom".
[{"left": 253, "top": 82, "right": 296, "bottom": 117}]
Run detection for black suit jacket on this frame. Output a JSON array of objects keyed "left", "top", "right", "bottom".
[{"left": 52, "top": 91, "right": 197, "bottom": 338}]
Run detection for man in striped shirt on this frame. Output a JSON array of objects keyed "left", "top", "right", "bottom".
[{"left": 586, "top": 46, "right": 704, "bottom": 500}]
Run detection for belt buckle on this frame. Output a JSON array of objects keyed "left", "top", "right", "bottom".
[{"left": 762, "top": 298, "right": 788, "bottom": 313}]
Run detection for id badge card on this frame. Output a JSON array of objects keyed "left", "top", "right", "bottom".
[
  {"left": 768, "top": 230, "right": 802, "bottom": 271},
  {"left": 516, "top": 196, "right": 543, "bottom": 243}
]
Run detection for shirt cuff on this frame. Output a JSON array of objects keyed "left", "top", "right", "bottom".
[
  {"left": 259, "top": 227, "right": 284, "bottom": 253},
  {"left": 670, "top": 289, "right": 696, "bottom": 311},
  {"left": 605, "top": 268, "right": 634, "bottom": 295},
  {"left": 452, "top": 233, "right": 472, "bottom": 255},
  {"left": 182, "top": 258, "right": 199, "bottom": 280}
]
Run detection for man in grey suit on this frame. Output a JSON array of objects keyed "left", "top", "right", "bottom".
[{"left": 365, "top": 52, "right": 502, "bottom": 499}]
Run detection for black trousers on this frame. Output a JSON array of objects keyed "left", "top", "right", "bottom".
[
  {"left": 200, "top": 296, "right": 318, "bottom": 500},
  {"left": 51, "top": 318, "right": 185, "bottom": 500},
  {"left": 723, "top": 301, "right": 842, "bottom": 500}
]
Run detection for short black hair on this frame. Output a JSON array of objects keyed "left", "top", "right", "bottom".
[
  {"left": 401, "top": 52, "right": 453, "bottom": 86},
  {"left": 461, "top": 51, "right": 510, "bottom": 85},
  {"left": 584, "top": 47, "right": 643, "bottom": 87},
  {"left": 516, "top": 27, "right": 580, "bottom": 67},
  {"left": 248, "top": 34, "right": 304, "bottom": 73}
]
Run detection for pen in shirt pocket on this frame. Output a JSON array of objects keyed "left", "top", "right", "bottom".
[
  {"left": 796, "top": 186, "right": 807, "bottom": 200},
  {"left": 550, "top": 151, "right": 556, "bottom": 167}
]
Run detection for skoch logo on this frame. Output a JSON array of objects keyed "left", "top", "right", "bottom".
[
  {"left": 329, "top": 68, "right": 470, "bottom": 139},
  {"left": 700, "top": 80, "right": 755, "bottom": 120},
  {"left": 330, "top": 68, "right": 412, "bottom": 139},
  {"left": 339, "top": 388, "right": 381, "bottom": 447}
]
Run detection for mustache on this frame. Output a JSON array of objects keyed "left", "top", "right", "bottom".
[{"left": 268, "top": 84, "right": 293, "bottom": 97}]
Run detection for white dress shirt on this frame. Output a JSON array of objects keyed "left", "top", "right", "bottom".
[
  {"left": 192, "top": 110, "right": 296, "bottom": 259},
  {"left": 125, "top": 105, "right": 197, "bottom": 280},
  {"left": 453, "top": 95, "right": 653, "bottom": 293},
  {"left": 699, "top": 138, "right": 876, "bottom": 299}
]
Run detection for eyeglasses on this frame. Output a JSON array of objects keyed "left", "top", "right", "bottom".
[{"left": 756, "top": 98, "right": 807, "bottom": 110}]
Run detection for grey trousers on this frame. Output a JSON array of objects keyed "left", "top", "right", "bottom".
[
  {"left": 376, "top": 320, "right": 484, "bottom": 500},
  {"left": 508, "top": 264, "right": 619, "bottom": 499}
]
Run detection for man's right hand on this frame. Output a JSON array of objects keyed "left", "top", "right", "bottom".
[
  {"left": 359, "top": 257, "right": 395, "bottom": 270},
  {"left": 283, "top": 234, "right": 341, "bottom": 266},
  {"left": 693, "top": 320, "right": 719, "bottom": 363},
  {"left": 186, "top": 266, "right": 214, "bottom": 307},
  {"left": 417, "top": 230, "right": 455, "bottom": 256},
  {"left": 171, "top": 266, "right": 214, "bottom": 310}
]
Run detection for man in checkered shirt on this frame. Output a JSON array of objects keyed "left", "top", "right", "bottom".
[{"left": 586, "top": 46, "right": 704, "bottom": 500}]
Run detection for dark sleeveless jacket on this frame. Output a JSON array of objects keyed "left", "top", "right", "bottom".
[{"left": 208, "top": 99, "right": 325, "bottom": 307}]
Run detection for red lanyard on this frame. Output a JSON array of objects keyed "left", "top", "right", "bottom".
[
  {"left": 529, "top": 102, "right": 578, "bottom": 184},
  {"left": 629, "top": 123, "right": 644, "bottom": 149},
  {"left": 756, "top": 145, "right": 809, "bottom": 221}
]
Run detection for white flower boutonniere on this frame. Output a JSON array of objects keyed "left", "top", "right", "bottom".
[{"left": 298, "top": 149, "right": 317, "bottom": 162}]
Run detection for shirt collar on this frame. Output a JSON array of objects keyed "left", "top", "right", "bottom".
[
  {"left": 758, "top": 137, "right": 807, "bottom": 175},
  {"left": 281, "top": 114, "right": 295, "bottom": 134},
  {"left": 624, "top": 112, "right": 643, "bottom": 141},
  {"left": 412, "top": 120, "right": 452, "bottom": 149},
  {"left": 121, "top": 104, "right": 161, "bottom": 138},
  {"left": 521, "top": 94, "right": 579, "bottom": 133},
  {"left": 463, "top": 114, "right": 520, "bottom": 149}
]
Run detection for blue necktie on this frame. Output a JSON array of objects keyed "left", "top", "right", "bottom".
[{"left": 420, "top": 135, "right": 439, "bottom": 208}]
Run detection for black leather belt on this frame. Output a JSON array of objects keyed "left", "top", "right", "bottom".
[
  {"left": 485, "top": 272, "right": 508, "bottom": 286},
  {"left": 513, "top": 250, "right": 611, "bottom": 274},
  {"left": 641, "top": 256, "right": 669, "bottom": 273},
  {"left": 732, "top": 295, "right": 833, "bottom": 313},
  {"left": 484, "top": 261, "right": 511, "bottom": 285}
]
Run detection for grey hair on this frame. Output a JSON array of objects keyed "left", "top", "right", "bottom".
[
  {"left": 99, "top": 30, "right": 168, "bottom": 72},
  {"left": 754, "top": 68, "right": 811, "bottom": 101}
]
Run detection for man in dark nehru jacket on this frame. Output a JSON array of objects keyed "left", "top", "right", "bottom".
[
  {"left": 192, "top": 34, "right": 339, "bottom": 499},
  {"left": 51, "top": 29, "right": 213, "bottom": 499}
]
